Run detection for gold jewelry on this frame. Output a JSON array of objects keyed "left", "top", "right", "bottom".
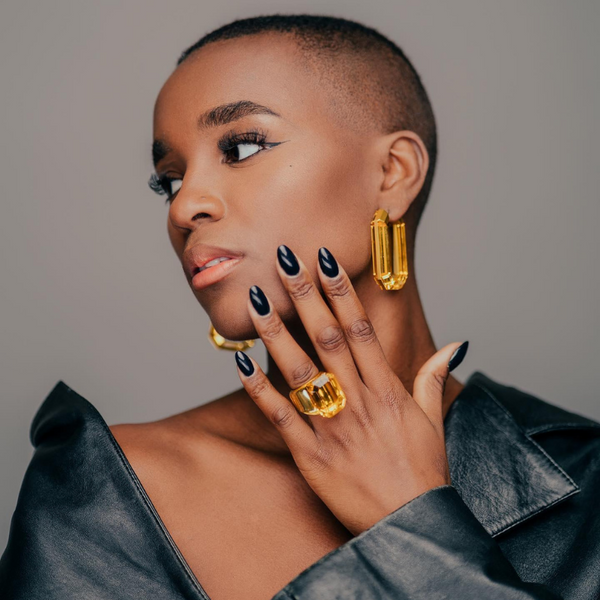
[
  {"left": 208, "top": 323, "right": 255, "bottom": 351},
  {"left": 289, "top": 371, "right": 347, "bottom": 418},
  {"left": 370, "top": 208, "right": 408, "bottom": 290}
]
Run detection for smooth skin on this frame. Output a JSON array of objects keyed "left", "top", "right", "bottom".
[{"left": 110, "top": 32, "right": 466, "bottom": 600}]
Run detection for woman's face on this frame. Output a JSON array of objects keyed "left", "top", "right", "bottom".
[{"left": 152, "top": 34, "right": 383, "bottom": 340}]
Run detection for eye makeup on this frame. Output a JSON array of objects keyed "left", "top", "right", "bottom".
[{"left": 148, "top": 127, "right": 286, "bottom": 203}]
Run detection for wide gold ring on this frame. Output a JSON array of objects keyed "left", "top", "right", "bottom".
[{"left": 288, "top": 371, "right": 347, "bottom": 418}]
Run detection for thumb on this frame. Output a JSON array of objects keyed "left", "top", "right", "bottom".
[{"left": 412, "top": 340, "right": 469, "bottom": 431}]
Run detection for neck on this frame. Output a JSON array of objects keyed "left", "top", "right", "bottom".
[{"left": 228, "top": 266, "right": 465, "bottom": 456}]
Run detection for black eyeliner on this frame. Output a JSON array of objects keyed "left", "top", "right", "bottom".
[{"left": 149, "top": 129, "right": 288, "bottom": 202}]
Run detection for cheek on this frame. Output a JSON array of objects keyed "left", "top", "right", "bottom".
[
  {"left": 268, "top": 140, "right": 368, "bottom": 213},
  {"left": 229, "top": 137, "right": 375, "bottom": 286},
  {"left": 274, "top": 141, "right": 375, "bottom": 275}
]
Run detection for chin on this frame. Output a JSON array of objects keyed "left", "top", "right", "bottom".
[
  {"left": 211, "top": 321, "right": 257, "bottom": 343},
  {"left": 203, "top": 297, "right": 257, "bottom": 342}
]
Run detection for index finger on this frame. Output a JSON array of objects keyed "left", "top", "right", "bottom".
[{"left": 316, "top": 247, "right": 396, "bottom": 391}]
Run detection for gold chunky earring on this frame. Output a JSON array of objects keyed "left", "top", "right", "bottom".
[
  {"left": 370, "top": 208, "right": 408, "bottom": 290},
  {"left": 208, "top": 323, "right": 255, "bottom": 351}
]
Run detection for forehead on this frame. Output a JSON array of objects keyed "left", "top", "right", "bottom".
[{"left": 153, "top": 34, "right": 333, "bottom": 135}]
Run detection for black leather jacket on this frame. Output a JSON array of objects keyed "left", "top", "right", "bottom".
[{"left": 1, "top": 371, "right": 599, "bottom": 599}]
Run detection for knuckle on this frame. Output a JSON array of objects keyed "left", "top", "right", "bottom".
[
  {"left": 330, "top": 427, "right": 354, "bottom": 451},
  {"left": 315, "top": 325, "right": 347, "bottom": 354},
  {"left": 270, "top": 405, "right": 296, "bottom": 429},
  {"left": 345, "top": 318, "right": 377, "bottom": 345},
  {"left": 427, "top": 371, "right": 447, "bottom": 396},
  {"left": 288, "top": 278, "right": 315, "bottom": 302},
  {"left": 290, "top": 361, "right": 319, "bottom": 388},
  {"left": 307, "top": 445, "right": 333, "bottom": 472},
  {"left": 326, "top": 275, "right": 352, "bottom": 299},
  {"left": 434, "top": 371, "right": 448, "bottom": 390},
  {"left": 377, "top": 386, "right": 404, "bottom": 415},
  {"left": 260, "top": 317, "right": 284, "bottom": 342},
  {"left": 247, "top": 375, "right": 271, "bottom": 398},
  {"left": 349, "top": 404, "right": 373, "bottom": 430}
]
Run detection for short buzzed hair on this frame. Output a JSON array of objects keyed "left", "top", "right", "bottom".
[{"left": 177, "top": 14, "right": 437, "bottom": 230}]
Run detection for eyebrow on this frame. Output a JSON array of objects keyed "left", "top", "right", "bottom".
[{"left": 152, "top": 100, "right": 282, "bottom": 168}]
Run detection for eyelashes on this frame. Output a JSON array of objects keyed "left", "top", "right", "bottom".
[
  {"left": 147, "top": 173, "right": 180, "bottom": 203},
  {"left": 148, "top": 127, "right": 283, "bottom": 204},
  {"left": 217, "top": 127, "right": 271, "bottom": 160}
]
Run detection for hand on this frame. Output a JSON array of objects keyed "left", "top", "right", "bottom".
[{"left": 234, "top": 244, "right": 468, "bottom": 536}]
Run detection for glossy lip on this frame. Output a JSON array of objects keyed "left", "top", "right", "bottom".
[
  {"left": 183, "top": 243, "right": 245, "bottom": 280},
  {"left": 190, "top": 256, "right": 243, "bottom": 290}
]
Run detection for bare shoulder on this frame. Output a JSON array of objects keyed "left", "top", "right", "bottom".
[{"left": 108, "top": 400, "right": 226, "bottom": 490}]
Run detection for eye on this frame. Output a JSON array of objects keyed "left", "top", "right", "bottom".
[
  {"left": 147, "top": 173, "right": 182, "bottom": 204},
  {"left": 218, "top": 128, "right": 283, "bottom": 164},
  {"left": 228, "top": 142, "right": 262, "bottom": 162},
  {"left": 147, "top": 129, "right": 286, "bottom": 203}
]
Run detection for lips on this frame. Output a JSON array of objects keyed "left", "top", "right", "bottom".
[
  {"left": 190, "top": 256, "right": 243, "bottom": 290},
  {"left": 183, "top": 244, "right": 244, "bottom": 281},
  {"left": 194, "top": 256, "right": 232, "bottom": 275}
]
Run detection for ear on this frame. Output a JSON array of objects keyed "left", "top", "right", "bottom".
[{"left": 376, "top": 131, "right": 429, "bottom": 222}]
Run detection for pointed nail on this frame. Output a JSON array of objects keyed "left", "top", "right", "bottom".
[
  {"left": 235, "top": 351, "right": 254, "bottom": 377},
  {"left": 318, "top": 247, "right": 339, "bottom": 278},
  {"left": 448, "top": 341, "right": 469, "bottom": 372},
  {"left": 249, "top": 285, "right": 270, "bottom": 316},
  {"left": 277, "top": 245, "right": 300, "bottom": 276}
]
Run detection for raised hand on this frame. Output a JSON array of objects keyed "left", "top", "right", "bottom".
[{"left": 234, "top": 244, "right": 468, "bottom": 536}]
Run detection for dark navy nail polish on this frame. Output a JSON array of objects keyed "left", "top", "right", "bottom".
[
  {"left": 318, "top": 247, "right": 339, "bottom": 278},
  {"left": 249, "top": 285, "right": 270, "bottom": 316},
  {"left": 448, "top": 341, "right": 469, "bottom": 372},
  {"left": 235, "top": 351, "right": 254, "bottom": 376},
  {"left": 277, "top": 245, "right": 300, "bottom": 276}
]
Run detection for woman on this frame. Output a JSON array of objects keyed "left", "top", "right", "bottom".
[{"left": 1, "top": 14, "right": 599, "bottom": 600}]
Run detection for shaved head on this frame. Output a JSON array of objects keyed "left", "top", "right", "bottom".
[{"left": 176, "top": 14, "right": 437, "bottom": 228}]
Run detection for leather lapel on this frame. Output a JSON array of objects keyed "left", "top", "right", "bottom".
[{"left": 443, "top": 371, "right": 579, "bottom": 538}]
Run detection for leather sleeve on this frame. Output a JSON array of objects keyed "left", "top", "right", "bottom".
[{"left": 272, "top": 485, "right": 563, "bottom": 600}]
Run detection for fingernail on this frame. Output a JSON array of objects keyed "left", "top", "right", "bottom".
[
  {"left": 235, "top": 351, "right": 254, "bottom": 376},
  {"left": 448, "top": 341, "right": 469, "bottom": 372},
  {"left": 318, "top": 247, "right": 339, "bottom": 278},
  {"left": 249, "top": 285, "right": 270, "bottom": 316},
  {"left": 277, "top": 245, "right": 300, "bottom": 276}
]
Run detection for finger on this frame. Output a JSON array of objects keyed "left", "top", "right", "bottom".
[
  {"left": 412, "top": 341, "right": 469, "bottom": 435},
  {"left": 247, "top": 284, "right": 322, "bottom": 392},
  {"left": 234, "top": 350, "right": 315, "bottom": 454},
  {"left": 315, "top": 247, "right": 395, "bottom": 391},
  {"left": 248, "top": 283, "right": 362, "bottom": 433},
  {"left": 275, "top": 245, "right": 364, "bottom": 394}
]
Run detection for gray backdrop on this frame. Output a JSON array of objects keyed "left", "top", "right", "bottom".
[{"left": 1, "top": 0, "right": 598, "bottom": 547}]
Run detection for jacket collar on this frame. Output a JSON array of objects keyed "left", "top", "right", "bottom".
[{"left": 443, "top": 371, "right": 599, "bottom": 538}]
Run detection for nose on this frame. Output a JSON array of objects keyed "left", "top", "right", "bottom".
[{"left": 168, "top": 185, "right": 226, "bottom": 232}]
